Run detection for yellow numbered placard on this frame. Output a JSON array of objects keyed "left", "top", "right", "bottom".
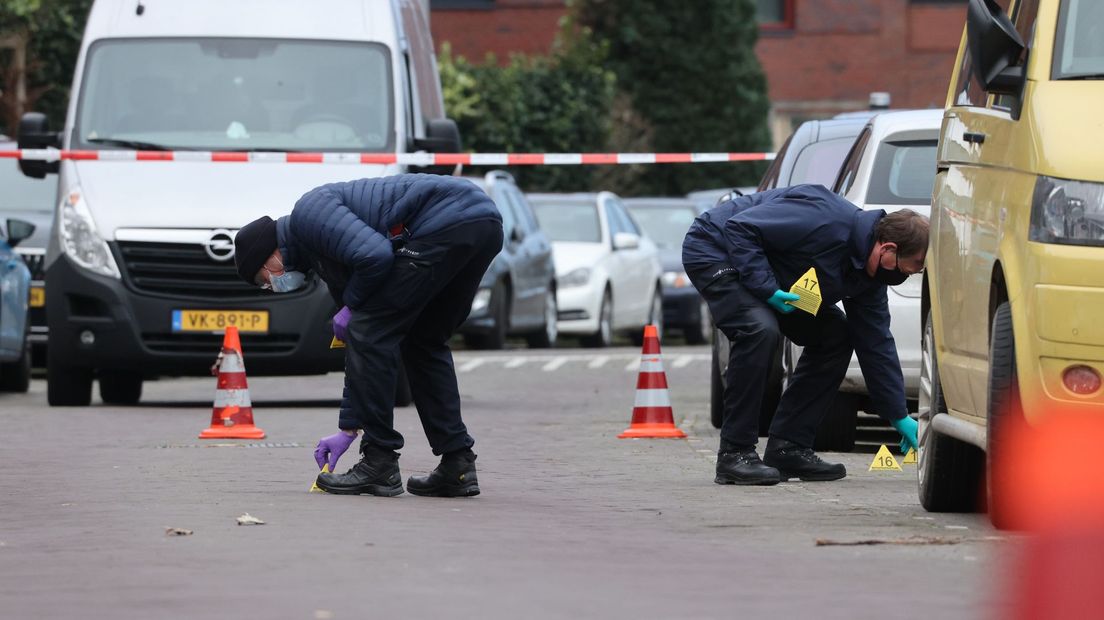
[
  {"left": 310, "top": 463, "right": 331, "bottom": 493},
  {"left": 902, "top": 448, "right": 917, "bottom": 464},
  {"left": 330, "top": 336, "right": 345, "bottom": 349},
  {"left": 868, "top": 444, "right": 902, "bottom": 471},
  {"left": 788, "top": 267, "right": 823, "bottom": 315}
]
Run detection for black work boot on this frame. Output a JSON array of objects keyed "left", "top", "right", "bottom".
[
  {"left": 315, "top": 446, "right": 404, "bottom": 496},
  {"left": 763, "top": 437, "right": 847, "bottom": 482},
  {"left": 407, "top": 448, "right": 480, "bottom": 497},
  {"left": 715, "top": 440, "right": 781, "bottom": 486}
]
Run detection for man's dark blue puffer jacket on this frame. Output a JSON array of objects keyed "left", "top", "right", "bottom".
[{"left": 275, "top": 174, "right": 501, "bottom": 310}]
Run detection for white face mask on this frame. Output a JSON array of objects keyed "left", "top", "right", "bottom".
[{"left": 268, "top": 270, "right": 307, "bottom": 293}]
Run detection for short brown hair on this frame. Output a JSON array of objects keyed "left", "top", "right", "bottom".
[{"left": 875, "top": 209, "right": 929, "bottom": 257}]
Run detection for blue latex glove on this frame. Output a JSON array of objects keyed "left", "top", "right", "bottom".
[
  {"left": 332, "top": 306, "right": 352, "bottom": 342},
  {"left": 766, "top": 290, "right": 800, "bottom": 314},
  {"left": 314, "top": 431, "right": 356, "bottom": 472},
  {"left": 890, "top": 416, "right": 919, "bottom": 454}
]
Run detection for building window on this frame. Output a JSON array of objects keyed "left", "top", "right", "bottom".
[{"left": 757, "top": 0, "right": 795, "bottom": 31}]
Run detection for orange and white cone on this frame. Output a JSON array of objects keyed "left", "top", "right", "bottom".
[
  {"left": 618, "top": 324, "right": 686, "bottom": 439},
  {"left": 199, "top": 326, "right": 265, "bottom": 439}
]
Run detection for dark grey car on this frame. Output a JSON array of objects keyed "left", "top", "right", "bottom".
[
  {"left": 458, "top": 172, "right": 557, "bottom": 350},
  {"left": 709, "top": 118, "right": 868, "bottom": 449}
]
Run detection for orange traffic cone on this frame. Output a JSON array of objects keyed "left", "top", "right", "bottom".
[
  {"left": 199, "top": 326, "right": 265, "bottom": 439},
  {"left": 618, "top": 325, "right": 686, "bottom": 439}
]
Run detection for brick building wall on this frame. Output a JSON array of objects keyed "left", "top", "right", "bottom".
[{"left": 429, "top": 0, "right": 968, "bottom": 146}]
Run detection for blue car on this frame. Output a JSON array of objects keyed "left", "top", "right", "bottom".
[{"left": 0, "top": 218, "right": 36, "bottom": 392}]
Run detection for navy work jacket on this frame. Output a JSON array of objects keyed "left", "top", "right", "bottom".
[
  {"left": 275, "top": 174, "right": 500, "bottom": 309},
  {"left": 682, "top": 184, "right": 906, "bottom": 422}
]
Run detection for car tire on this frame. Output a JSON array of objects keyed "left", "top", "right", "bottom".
[
  {"left": 525, "top": 287, "right": 558, "bottom": 349},
  {"left": 710, "top": 334, "right": 724, "bottom": 429},
  {"left": 464, "top": 281, "right": 509, "bottom": 350},
  {"left": 394, "top": 363, "right": 413, "bottom": 408},
  {"left": 684, "top": 299, "right": 710, "bottom": 345},
  {"left": 582, "top": 290, "right": 613, "bottom": 348},
  {"left": 0, "top": 332, "right": 31, "bottom": 393},
  {"left": 629, "top": 290, "right": 663, "bottom": 346},
  {"left": 813, "top": 392, "right": 859, "bottom": 452},
  {"left": 99, "top": 370, "right": 143, "bottom": 405},
  {"left": 47, "top": 350, "right": 94, "bottom": 407},
  {"left": 986, "top": 301, "right": 1023, "bottom": 530},
  {"left": 918, "top": 312, "right": 984, "bottom": 513}
]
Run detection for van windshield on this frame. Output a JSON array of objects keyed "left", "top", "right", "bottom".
[
  {"left": 75, "top": 38, "right": 393, "bottom": 152},
  {"left": 1055, "top": 0, "right": 1104, "bottom": 79}
]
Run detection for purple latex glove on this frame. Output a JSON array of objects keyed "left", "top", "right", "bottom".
[
  {"left": 314, "top": 431, "right": 356, "bottom": 471},
  {"left": 333, "top": 305, "right": 352, "bottom": 342}
]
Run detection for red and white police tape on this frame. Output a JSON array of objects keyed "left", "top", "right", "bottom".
[{"left": 0, "top": 149, "right": 774, "bottom": 165}]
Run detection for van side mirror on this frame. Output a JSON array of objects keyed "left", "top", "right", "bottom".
[
  {"left": 411, "top": 118, "right": 462, "bottom": 176},
  {"left": 6, "top": 219, "right": 36, "bottom": 248},
  {"left": 966, "top": 0, "right": 1026, "bottom": 95},
  {"left": 17, "top": 112, "right": 62, "bottom": 179}
]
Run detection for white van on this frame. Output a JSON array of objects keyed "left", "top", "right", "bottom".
[{"left": 17, "top": 0, "right": 460, "bottom": 406}]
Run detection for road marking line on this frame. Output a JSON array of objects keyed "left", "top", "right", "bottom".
[
  {"left": 458, "top": 358, "right": 486, "bottom": 372},
  {"left": 673, "top": 355, "right": 694, "bottom": 369},
  {"left": 587, "top": 355, "right": 609, "bottom": 369},
  {"left": 542, "top": 357, "right": 569, "bottom": 372},
  {"left": 625, "top": 359, "right": 640, "bottom": 372},
  {"left": 504, "top": 357, "right": 527, "bottom": 369}
]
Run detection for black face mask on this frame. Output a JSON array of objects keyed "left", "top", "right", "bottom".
[{"left": 874, "top": 250, "right": 909, "bottom": 286}]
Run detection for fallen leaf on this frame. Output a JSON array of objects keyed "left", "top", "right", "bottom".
[{"left": 237, "top": 513, "right": 265, "bottom": 526}]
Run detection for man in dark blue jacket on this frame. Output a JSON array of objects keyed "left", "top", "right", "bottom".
[
  {"left": 234, "top": 174, "right": 503, "bottom": 497},
  {"left": 683, "top": 184, "right": 926, "bottom": 485}
]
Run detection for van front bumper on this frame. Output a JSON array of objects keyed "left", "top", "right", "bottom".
[{"left": 45, "top": 255, "right": 344, "bottom": 376}]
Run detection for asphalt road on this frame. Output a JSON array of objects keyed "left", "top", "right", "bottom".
[{"left": 0, "top": 344, "right": 1010, "bottom": 619}]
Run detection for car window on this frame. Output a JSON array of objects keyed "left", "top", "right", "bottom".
[
  {"left": 609, "top": 200, "right": 641, "bottom": 236},
  {"left": 629, "top": 206, "right": 698, "bottom": 250},
  {"left": 0, "top": 162, "right": 56, "bottom": 211},
  {"left": 833, "top": 127, "right": 872, "bottom": 195},
  {"left": 757, "top": 135, "right": 792, "bottom": 191},
  {"left": 789, "top": 137, "right": 856, "bottom": 188},
  {"left": 994, "top": 0, "right": 1041, "bottom": 110},
  {"left": 507, "top": 187, "right": 539, "bottom": 233},
  {"left": 531, "top": 201, "right": 602, "bottom": 243},
  {"left": 491, "top": 186, "right": 519, "bottom": 238},
  {"left": 603, "top": 201, "right": 623, "bottom": 239},
  {"left": 952, "top": 0, "right": 1012, "bottom": 107},
  {"left": 865, "top": 140, "right": 938, "bottom": 206}
]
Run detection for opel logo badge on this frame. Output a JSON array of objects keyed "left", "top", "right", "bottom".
[{"left": 204, "top": 229, "right": 236, "bottom": 262}]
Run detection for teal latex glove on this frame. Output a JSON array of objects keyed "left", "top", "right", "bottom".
[
  {"left": 890, "top": 416, "right": 919, "bottom": 454},
  {"left": 766, "top": 290, "right": 800, "bottom": 314}
]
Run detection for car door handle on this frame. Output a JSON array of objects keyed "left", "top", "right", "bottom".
[{"left": 963, "top": 131, "right": 986, "bottom": 144}]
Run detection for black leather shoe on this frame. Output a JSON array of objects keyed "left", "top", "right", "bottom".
[
  {"left": 715, "top": 442, "right": 781, "bottom": 486},
  {"left": 316, "top": 448, "right": 404, "bottom": 496},
  {"left": 763, "top": 437, "right": 846, "bottom": 481},
  {"left": 407, "top": 449, "right": 480, "bottom": 497}
]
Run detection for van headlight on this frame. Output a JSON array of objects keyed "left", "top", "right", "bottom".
[
  {"left": 558, "top": 267, "right": 591, "bottom": 288},
  {"left": 1029, "top": 176, "right": 1104, "bottom": 247},
  {"left": 59, "top": 189, "right": 120, "bottom": 278}
]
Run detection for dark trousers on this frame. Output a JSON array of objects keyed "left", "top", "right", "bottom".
[
  {"left": 692, "top": 273, "right": 853, "bottom": 449},
  {"left": 341, "top": 219, "right": 503, "bottom": 456}
]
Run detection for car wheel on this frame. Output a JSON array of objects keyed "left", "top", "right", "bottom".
[
  {"left": 813, "top": 392, "right": 859, "bottom": 452},
  {"left": 684, "top": 299, "right": 710, "bottom": 345},
  {"left": 582, "top": 290, "right": 613, "bottom": 348},
  {"left": 0, "top": 332, "right": 31, "bottom": 393},
  {"left": 710, "top": 334, "right": 724, "bottom": 429},
  {"left": 918, "top": 312, "right": 984, "bottom": 513},
  {"left": 394, "top": 362, "right": 413, "bottom": 408},
  {"left": 629, "top": 290, "right": 663, "bottom": 346},
  {"left": 99, "top": 370, "right": 143, "bottom": 405},
  {"left": 464, "top": 281, "right": 509, "bottom": 350},
  {"left": 986, "top": 301, "right": 1024, "bottom": 529},
  {"left": 47, "top": 348, "right": 94, "bottom": 406},
  {"left": 525, "top": 287, "right": 558, "bottom": 349}
]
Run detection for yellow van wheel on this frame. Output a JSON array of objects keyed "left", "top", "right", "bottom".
[{"left": 986, "top": 302, "right": 1024, "bottom": 530}]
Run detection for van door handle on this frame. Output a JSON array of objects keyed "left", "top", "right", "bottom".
[{"left": 963, "top": 131, "right": 986, "bottom": 144}]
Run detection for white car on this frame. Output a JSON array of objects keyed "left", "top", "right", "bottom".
[
  {"left": 785, "top": 108, "right": 943, "bottom": 447},
  {"left": 529, "top": 192, "right": 663, "bottom": 347}
]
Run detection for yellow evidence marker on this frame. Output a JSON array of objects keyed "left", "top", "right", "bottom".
[
  {"left": 902, "top": 448, "right": 917, "bottom": 464},
  {"left": 330, "top": 336, "right": 345, "bottom": 349},
  {"left": 309, "top": 463, "right": 331, "bottom": 493},
  {"left": 868, "top": 445, "right": 902, "bottom": 471},
  {"left": 788, "top": 267, "right": 823, "bottom": 315}
]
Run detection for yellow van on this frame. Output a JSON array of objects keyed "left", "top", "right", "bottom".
[{"left": 920, "top": 0, "right": 1104, "bottom": 527}]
